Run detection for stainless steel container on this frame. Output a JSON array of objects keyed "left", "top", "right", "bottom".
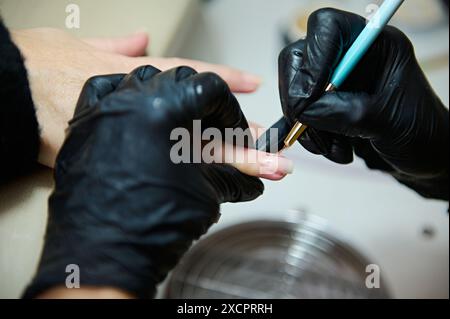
[{"left": 165, "top": 213, "right": 390, "bottom": 299}]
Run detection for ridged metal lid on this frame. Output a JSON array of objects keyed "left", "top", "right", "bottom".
[{"left": 166, "top": 213, "right": 390, "bottom": 299}]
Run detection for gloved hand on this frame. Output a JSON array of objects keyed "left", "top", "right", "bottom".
[
  {"left": 24, "top": 65, "right": 264, "bottom": 299},
  {"left": 279, "top": 8, "right": 449, "bottom": 200}
]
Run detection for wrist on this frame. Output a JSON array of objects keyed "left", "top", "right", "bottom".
[
  {"left": 11, "top": 29, "right": 64, "bottom": 168},
  {"left": 35, "top": 286, "right": 135, "bottom": 299}
]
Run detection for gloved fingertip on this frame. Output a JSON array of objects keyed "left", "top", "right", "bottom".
[
  {"left": 174, "top": 66, "right": 198, "bottom": 81},
  {"left": 324, "top": 136, "right": 354, "bottom": 164},
  {"left": 324, "top": 149, "right": 354, "bottom": 165},
  {"left": 138, "top": 65, "right": 161, "bottom": 81}
]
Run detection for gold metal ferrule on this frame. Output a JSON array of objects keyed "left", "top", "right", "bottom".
[{"left": 283, "top": 83, "right": 336, "bottom": 149}]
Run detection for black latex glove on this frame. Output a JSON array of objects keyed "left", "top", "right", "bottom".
[
  {"left": 279, "top": 8, "right": 449, "bottom": 200},
  {"left": 24, "top": 65, "right": 264, "bottom": 299}
]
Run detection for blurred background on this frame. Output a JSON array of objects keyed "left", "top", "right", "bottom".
[{"left": 0, "top": 0, "right": 448, "bottom": 298}]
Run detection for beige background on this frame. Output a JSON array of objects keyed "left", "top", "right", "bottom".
[{"left": 0, "top": 0, "right": 198, "bottom": 56}]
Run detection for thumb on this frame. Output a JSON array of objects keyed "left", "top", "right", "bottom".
[
  {"left": 299, "top": 91, "right": 377, "bottom": 139},
  {"left": 83, "top": 32, "right": 149, "bottom": 57}
]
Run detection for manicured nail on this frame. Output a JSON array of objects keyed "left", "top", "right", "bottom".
[
  {"left": 241, "top": 73, "right": 263, "bottom": 90},
  {"left": 243, "top": 73, "right": 262, "bottom": 83},
  {"left": 260, "top": 154, "right": 294, "bottom": 176},
  {"left": 276, "top": 156, "right": 294, "bottom": 175}
]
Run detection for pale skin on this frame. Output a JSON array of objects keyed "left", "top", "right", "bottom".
[
  {"left": 11, "top": 29, "right": 294, "bottom": 298},
  {"left": 12, "top": 28, "right": 293, "bottom": 180},
  {"left": 37, "top": 286, "right": 134, "bottom": 299}
]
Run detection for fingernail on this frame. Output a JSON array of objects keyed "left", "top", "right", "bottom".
[
  {"left": 260, "top": 154, "right": 294, "bottom": 176},
  {"left": 277, "top": 156, "right": 295, "bottom": 175},
  {"left": 243, "top": 73, "right": 262, "bottom": 83},
  {"left": 242, "top": 73, "right": 263, "bottom": 89}
]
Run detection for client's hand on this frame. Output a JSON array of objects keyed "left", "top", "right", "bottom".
[
  {"left": 24, "top": 65, "right": 288, "bottom": 299},
  {"left": 12, "top": 28, "right": 262, "bottom": 167}
]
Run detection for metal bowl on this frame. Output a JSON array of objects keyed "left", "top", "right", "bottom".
[{"left": 165, "top": 213, "right": 390, "bottom": 299}]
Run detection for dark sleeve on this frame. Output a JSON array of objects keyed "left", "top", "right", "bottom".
[{"left": 0, "top": 18, "right": 40, "bottom": 183}]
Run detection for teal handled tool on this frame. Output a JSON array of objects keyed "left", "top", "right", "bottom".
[{"left": 282, "top": 0, "right": 406, "bottom": 149}]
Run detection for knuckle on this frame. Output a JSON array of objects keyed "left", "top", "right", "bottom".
[
  {"left": 174, "top": 65, "right": 198, "bottom": 80},
  {"left": 135, "top": 64, "right": 157, "bottom": 76},
  {"left": 349, "top": 104, "right": 366, "bottom": 125},
  {"left": 194, "top": 72, "right": 229, "bottom": 95},
  {"left": 176, "top": 65, "right": 197, "bottom": 74},
  {"left": 85, "top": 75, "right": 104, "bottom": 86},
  {"left": 201, "top": 72, "right": 225, "bottom": 85},
  {"left": 309, "top": 8, "right": 341, "bottom": 27},
  {"left": 83, "top": 75, "right": 108, "bottom": 93},
  {"left": 348, "top": 98, "right": 372, "bottom": 127},
  {"left": 280, "top": 40, "right": 306, "bottom": 62},
  {"left": 384, "top": 26, "right": 414, "bottom": 52},
  {"left": 278, "top": 42, "right": 306, "bottom": 83},
  {"left": 128, "top": 96, "right": 172, "bottom": 127}
]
